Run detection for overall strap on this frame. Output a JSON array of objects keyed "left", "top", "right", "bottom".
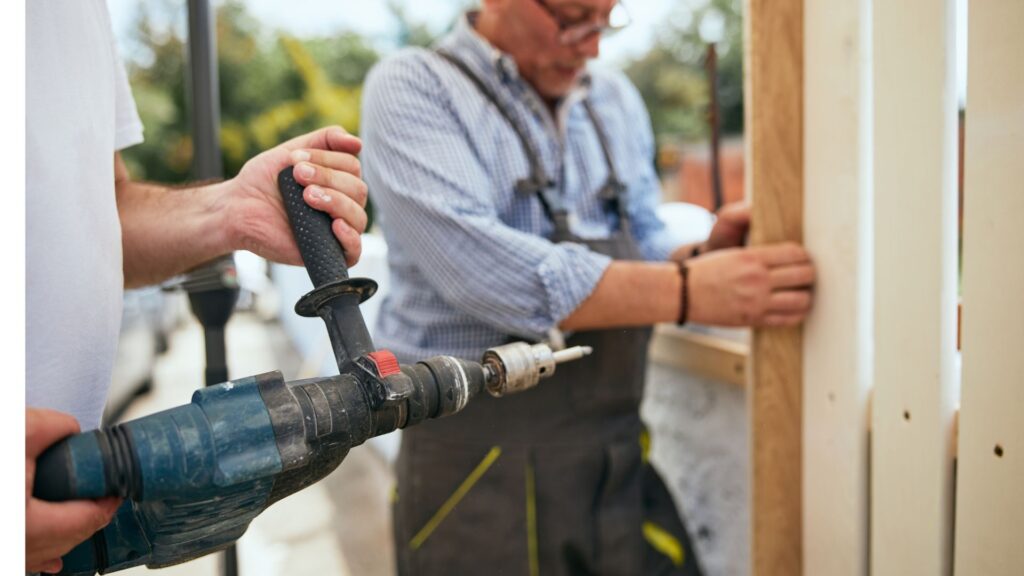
[
  {"left": 581, "top": 99, "right": 632, "bottom": 233},
  {"left": 434, "top": 49, "right": 562, "bottom": 222},
  {"left": 435, "top": 49, "right": 631, "bottom": 237}
]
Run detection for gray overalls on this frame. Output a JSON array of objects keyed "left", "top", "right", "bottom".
[{"left": 392, "top": 49, "right": 705, "bottom": 576}]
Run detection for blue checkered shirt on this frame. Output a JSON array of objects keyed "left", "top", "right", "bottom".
[{"left": 361, "top": 14, "right": 680, "bottom": 362}]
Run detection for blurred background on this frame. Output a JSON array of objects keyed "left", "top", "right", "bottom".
[
  {"left": 102, "top": 2, "right": 745, "bottom": 575},
  {"left": 107, "top": 0, "right": 745, "bottom": 199},
  {"left": 100, "top": 1, "right": 974, "bottom": 575}
]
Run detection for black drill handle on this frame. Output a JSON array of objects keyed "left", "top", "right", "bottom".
[{"left": 278, "top": 167, "right": 350, "bottom": 289}]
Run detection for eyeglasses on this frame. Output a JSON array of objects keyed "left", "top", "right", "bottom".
[{"left": 531, "top": 0, "right": 632, "bottom": 45}]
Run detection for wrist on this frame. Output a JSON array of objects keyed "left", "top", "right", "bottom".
[
  {"left": 201, "top": 179, "right": 237, "bottom": 255},
  {"left": 676, "top": 261, "right": 689, "bottom": 326},
  {"left": 681, "top": 259, "right": 713, "bottom": 326}
]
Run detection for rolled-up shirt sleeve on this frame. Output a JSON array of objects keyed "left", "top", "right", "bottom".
[{"left": 361, "top": 55, "right": 611, "bottom": 339}]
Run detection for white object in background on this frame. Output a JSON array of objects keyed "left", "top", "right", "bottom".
[
  {"left": 235, "top": 250, "right": 270, "bottom": 295},
  {"left": 655, "top": 202, "right": 715, "bottom": 248}
]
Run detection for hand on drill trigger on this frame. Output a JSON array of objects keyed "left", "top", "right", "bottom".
[
  {"left": 228, "top": 126, "right": 368, "bottom": 267},
  {"left": 25, "top": 408, "right": 121, "bottom": 574},
  {"left": 686, "top": 242, "right": 816, "bottom": 328}
]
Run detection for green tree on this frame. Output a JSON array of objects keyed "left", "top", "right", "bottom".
[
  {"left": 623, "top": 0, "right": 744, "bottom": 143},
  {"left": 120, "top": 0, "right": 379, "bottom": 183}
]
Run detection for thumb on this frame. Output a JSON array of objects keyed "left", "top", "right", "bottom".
[
  {"left": 26, "top": 408, "right": 81, "bottom": 460},
  {"left": 718, "top": 203, "right": 751, "bottom": 229}
]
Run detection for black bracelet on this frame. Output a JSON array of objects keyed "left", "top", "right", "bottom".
[{"left": 676, "top": 261, "right": 689, "bottom": 326}]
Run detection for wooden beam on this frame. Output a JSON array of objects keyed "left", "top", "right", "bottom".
[
  {"left": 744, "top": 0, "right": 804, "bottom": 573},
  {"left": 871, "top": 0, "right": 959, "bottom": 574},
  {"left": 802, "top": 1, "right": 873, "bottom": 574},
  {"left": 649, "top": 325, "right": 748, "bottom": 387},
  {"left": 954, "top": 2, "right": 1024, "bottom": 573}
]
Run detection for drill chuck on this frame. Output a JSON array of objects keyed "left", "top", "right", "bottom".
[
  {"left": 32, "top": 357, "right": 492, "bottom": 575},
  {"left": 482, "top": 342, "right": 593, "bottom": 397}
]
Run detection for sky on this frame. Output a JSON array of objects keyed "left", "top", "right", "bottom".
[
  {"left": 107, "top": 0, "right": 679, "bottom": 69},
  {"left": 107, "top": 0, "right": 968, "bottom": 103}
]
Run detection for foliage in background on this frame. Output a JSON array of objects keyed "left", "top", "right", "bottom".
[
  {"left": 121, "top": 0, "right": 382, "bottom": 183},
  {"left": 120, "top": 0, "right": 742, "bottom": 184},
  {"left": 624, "top": 0, "right": 744, "bottom": 143}
]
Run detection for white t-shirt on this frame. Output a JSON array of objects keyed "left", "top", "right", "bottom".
[{"left": 26, "top": 0, "right": 144, "bottom": 430}]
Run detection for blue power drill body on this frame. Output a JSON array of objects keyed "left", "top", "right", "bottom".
[
  {"left": 44, "top": 360, "right": 487, "bottom": 574},
  {"left": 54, "top": 372, "right": 289, "bottom": 572},
  {"left": 32, "top": 168, "right": 590, "bottom": 575}
]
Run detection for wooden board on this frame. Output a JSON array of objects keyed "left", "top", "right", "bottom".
[
  {"left": 649, "top": 325, "right": 748, "bottom": 387},
  {"left": 744, "top": 0, "right": 804, "bottom": 573},
  {"left": 953, "top": 2, "right": 1024, "bottom": 573},
  {"left": 802, "top": 1, "right": 873, "bottom": 574},
  {"left": 871, "top": 1, "right": 959, "bottom": 574}
]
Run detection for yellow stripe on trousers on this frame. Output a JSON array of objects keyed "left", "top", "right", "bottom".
[
  {"left": 526, "top": 459, "right": 539, "bottom": 576},
  {"left": 639, "top": 429, "right": 651, "bottom": 463},
  {"left": 643, "top": 521, "right": 685, "bottom": 567},
  {"left": 409, "top": 446, "right": 502, "bottom": 550}
]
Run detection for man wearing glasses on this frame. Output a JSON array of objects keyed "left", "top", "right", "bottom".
[{"left": 361, "top": 1, "right": 815, "bottom": 574}]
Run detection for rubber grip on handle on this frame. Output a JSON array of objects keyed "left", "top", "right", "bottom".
[
  {"left": 33, "top": 439, "right": 81, "bottom": 501},
  {"left": 279, "top": 167, "right": 350, "bottom": 288}
]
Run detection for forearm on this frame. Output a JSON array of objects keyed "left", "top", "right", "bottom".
[
  {"left": 559, "top": 261, "right": 682, "bottom": 331},
  {"left": 554, "top": 242, "right": 702, "bottom": 331},
  {"left": 117, "top": 178, "right": 233, "bottom": 288}
]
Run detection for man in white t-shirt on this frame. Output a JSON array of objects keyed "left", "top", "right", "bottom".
[{"left": 25, "top": 1, "right": 369, "bottom": 572}]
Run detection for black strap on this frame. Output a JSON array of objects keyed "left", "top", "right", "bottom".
[
  {"left": 582, "top": 99, "right": 631, "bottom": 232},
  {"left": 434, "top": 48, "right": 629, "bottom": 231},
  {"left": 435, "top": 50, "right": 554, "bottom": 202}
]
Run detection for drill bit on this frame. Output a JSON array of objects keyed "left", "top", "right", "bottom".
[
  {"left": 553, "top": 346, "right": 593, "bottom": 364},
  {"left": 482, "top": 342, "right": 594, "bottom": 397}
]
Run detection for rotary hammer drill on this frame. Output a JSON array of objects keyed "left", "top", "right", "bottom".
[{"left": 31, "top": 168, "right": 591, "bottom": 575}]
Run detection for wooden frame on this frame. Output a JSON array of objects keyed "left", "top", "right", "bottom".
[
  {"left": 648, "top": 325, "right": 748, "bottom": 387},
  {"left": 744, "top": 0, "right": 804, "bottom": 573},
  {"left": 802, "top": 1, "right": 874, "bottom": 575},
  {"left": 732, "top": 3, "right": 1024, "bottom": 574},
  {"left": 953, "top": 2, "right": 1024, "bottom": 573},
  {"left": 871, "top": 1, "right": 960, "bottom": 574}
]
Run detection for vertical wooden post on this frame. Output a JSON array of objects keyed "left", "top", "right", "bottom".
[
  {"left": 803, "top": 1, "right": 873, "bottom": 575},
  {"left": 871, "top": 0, "right": 959, "bottom": 574},
  {"left": 744, "top": 0, "right": 803, "bottom": 574},
  {"left": 954, "top": 2, "right": 1024, "bottom": 574}
]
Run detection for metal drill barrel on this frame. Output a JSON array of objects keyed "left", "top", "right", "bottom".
[{"left": 481, "top": 342, "right": 592, "bottom": 397}]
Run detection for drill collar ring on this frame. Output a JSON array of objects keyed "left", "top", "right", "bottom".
[{"left": 294, "top": 277, "right": 378, "bottom": 317}]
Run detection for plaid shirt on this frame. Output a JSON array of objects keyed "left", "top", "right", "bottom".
[{"left": 361, "top": 14, "right": 678, "bottom": 362}]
